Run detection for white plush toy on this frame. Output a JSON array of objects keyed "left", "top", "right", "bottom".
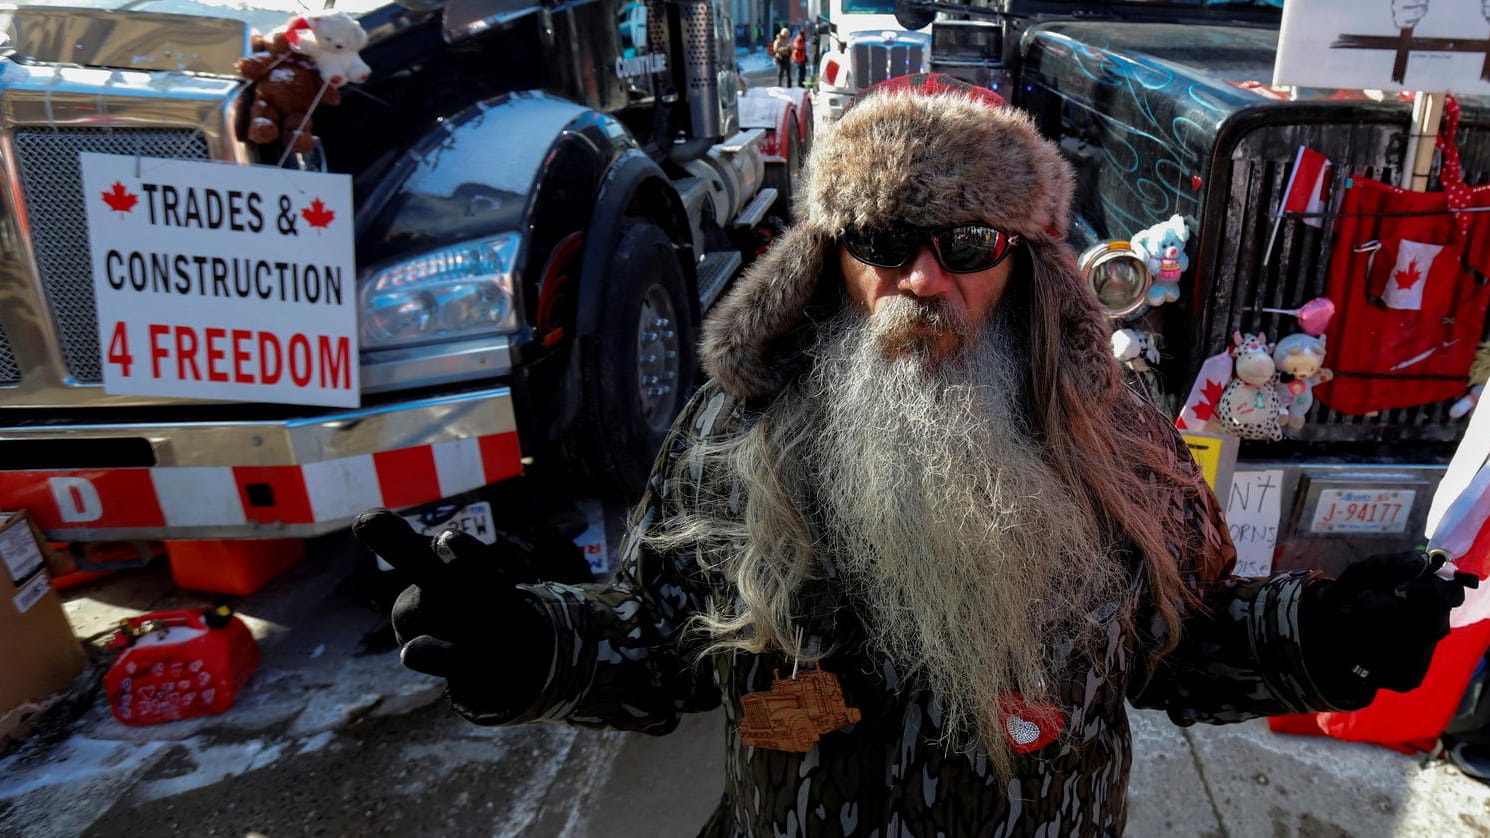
[
  {"left": 1110, "top": 328, "right": 1160, "bottom": 372},
  {"left": 1130, "top": 214, "right": 1190, "bottom": 308},
  {"left": 1216, "top": 331, "right": 1284, "bottom": 442},
  {"left": 283, "top": 12, "right": 371, "bottom": 88}
]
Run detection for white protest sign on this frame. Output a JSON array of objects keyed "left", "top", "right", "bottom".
[
  {"left": 1225, "top": 469, "right": 1284, "bottom": 577},
  {"left": 80, "top": 154, "right": 358, "bottom": 408},
  {"left": 1276, "top": 0, "right": 1490, "bottom": 93}
]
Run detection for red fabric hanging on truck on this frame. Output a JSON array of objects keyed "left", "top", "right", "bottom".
[{"left": 1314, "top": 96, "right": 1490, "bottom": 415}]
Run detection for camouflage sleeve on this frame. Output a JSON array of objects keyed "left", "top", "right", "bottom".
[
  {"left": 500, "top": 382, "right": 741, "bottom": 735},
  {"left": 1127, "top": 569, "right": 1368, "bottom": 725},
  {"left": 1125, "top": 400, "right": 1361, "bottom": 724}
]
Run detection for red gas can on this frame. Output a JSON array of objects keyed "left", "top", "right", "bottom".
[{"left": 103, "top": 607, "right": 259, "bottom": 726}]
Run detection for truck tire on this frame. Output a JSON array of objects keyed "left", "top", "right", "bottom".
[
  {"left": 574, "top": 223, "right": 697, "bottom": 496},
  {"left": 765, "top": 114, "right": 801, "bottom": 219}
]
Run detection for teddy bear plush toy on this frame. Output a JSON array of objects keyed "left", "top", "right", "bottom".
[
  {"left": 1272, "top": 332, "right": 1333, "bottom": 433},
  {"left": 1131, "top": 214, "right": 1190, "bottom": 308},
  {"left": 279, "top": 12, "right": 371, "bottom": 88},
  {"left": 235, "top": 30, "right": 342, "bottom": 155}
]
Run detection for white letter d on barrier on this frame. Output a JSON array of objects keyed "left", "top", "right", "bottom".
[{"left": 50, "top": 476, "right": 103, "bottom": 523}]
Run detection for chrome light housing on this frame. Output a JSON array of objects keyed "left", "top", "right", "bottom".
[
  {"left": 1079, "top": 241, "right": 1151, "bottom": 319},
  {"left": 360, "top": 233, "right": 520, "bottom": 350}
]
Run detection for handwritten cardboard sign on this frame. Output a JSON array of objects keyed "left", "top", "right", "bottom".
[
  {"left": 1225, "top": 469, "right": 1284, "bottom": 577},
  {"left": 1277, "top": 0, "right": 1490, "bottom": 93}
]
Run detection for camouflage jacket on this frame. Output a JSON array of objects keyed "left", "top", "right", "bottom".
[{"left": 509, "top": 381, "right": 1356, "bottom": 837}]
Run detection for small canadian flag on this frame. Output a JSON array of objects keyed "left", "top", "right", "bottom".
[
  {"left": 1384, "top": 239, "right": 1442, "bottom": 311},
  {"left": 1279, "top": 146, "right": 1333, "bottom": 228}
]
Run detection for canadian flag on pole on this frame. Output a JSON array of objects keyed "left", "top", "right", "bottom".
[
  {"left": 1428, "top": 391, "right": 1490, "bottom": 581},
  {"left": 1263, "top": 146, "right": 1333, "bottom": 266},
  {"left": 1279, "top": 145, "right": 1333, "bottom": 228}
]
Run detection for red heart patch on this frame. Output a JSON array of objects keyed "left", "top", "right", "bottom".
[{"left": 997, "top": 692, "right": 1065, "bottom": 753}]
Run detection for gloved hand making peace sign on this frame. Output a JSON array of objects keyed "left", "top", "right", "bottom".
[
  {"left": 1301, "top": 551, "right": 1475, "bottom": 706},
  {"left": 352, "top": 509, "right": 555, "bottom": 725}
]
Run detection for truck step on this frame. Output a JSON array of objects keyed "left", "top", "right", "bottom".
[
  {"left": 697, "top": 250, "right": 743, "bottom": 310},
  {"left": 734, "top": 187, "right": 778, "bottom": 228},
  {"left": 718, "top": 128, "right": 767, "bottom": 154}
]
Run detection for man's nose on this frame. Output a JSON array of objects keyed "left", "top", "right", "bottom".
[{"left": 898, "top": 246, "right": 955, "bottom": 298}]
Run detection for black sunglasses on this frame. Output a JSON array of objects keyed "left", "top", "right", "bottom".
[{"left": 842, "top": 224, "right": 1023, "bottom": 274}]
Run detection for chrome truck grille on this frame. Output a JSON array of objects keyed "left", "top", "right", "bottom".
[
  {"left": 850, "top": 40, "right": 927, "bottom": 90},
  {"left": 0, "top": 322, "right": 18, "bottom": 384},
  {"left": 1199, "top": 118, "right": 1490, "bottom": 444},
  {"left": 11, "top": 127, "right": 210, "bottom": 384}
]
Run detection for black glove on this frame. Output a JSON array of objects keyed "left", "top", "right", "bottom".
[
  {"left": 1301, "top": 552, "right": 1472, "bottom": 705},
  {"left": 352, "top": 509, "right": 553, "bottom": 724}
]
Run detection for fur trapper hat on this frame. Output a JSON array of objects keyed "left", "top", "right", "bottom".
[{"left": 701, "top": 74, "right": 1083, "bottom": 402}]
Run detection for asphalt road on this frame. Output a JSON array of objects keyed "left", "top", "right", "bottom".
[{"left": 0, "top": 534, "right": 726, "bottom": 838}]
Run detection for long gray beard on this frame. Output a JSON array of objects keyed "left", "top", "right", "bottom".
[{"left": 803, "top": 297, "right": 1120, "bottom": 758}]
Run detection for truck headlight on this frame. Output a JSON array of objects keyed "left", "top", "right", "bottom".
[
  {"left": 360, "top": 233, "right": 520, "bottom": 349},
  {"left": 1078, "top": 241, "right": 1151, "bottom": 319}
]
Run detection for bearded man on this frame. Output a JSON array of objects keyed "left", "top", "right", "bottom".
[{"left": 354, "top": 75, "right": 1467, "bottom": 835}]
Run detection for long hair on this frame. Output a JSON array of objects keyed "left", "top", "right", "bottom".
[{"left": 1021, "top": 241, "right": 1218, "bottom": 647}]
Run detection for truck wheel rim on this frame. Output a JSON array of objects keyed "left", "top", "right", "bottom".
[{"left": 637, "top": 285, "right": 681, "bottom": 431}]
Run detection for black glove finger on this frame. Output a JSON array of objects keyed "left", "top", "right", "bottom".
[
  {"left": 390, "top": 584, "right": 459, "bottom": 648},
  {"left": 1337, "top": 552, "right": 1431, "bottom": 593},
  {"left": 400, "top": 634, "right": 461, "bottom": 678},
  {"left": 353, "top": 509, "right": 452, "bottom": 590},
  {"left": 434, "top": 529, "right": 514, "bottom": 589},
  {"left": 1400, "top": 575, "right": 1467, "bottom": 613}
]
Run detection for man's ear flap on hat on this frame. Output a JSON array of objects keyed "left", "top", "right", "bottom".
[{"left": 701, "top": 225, "right": 830, "bottom": 402}]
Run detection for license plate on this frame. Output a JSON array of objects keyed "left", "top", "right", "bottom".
[
  {"left": 403, "top": 501, "right": 496, "bottom": 545},
  {"left": 1309, "top": 489, "right": 1415, "bottom": 534}
]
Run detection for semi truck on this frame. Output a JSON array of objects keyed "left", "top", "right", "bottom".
[
  {"left": 0, "top": 0, "right": 810, "bottom": 582},
  {"left": 893, "top": 0, "right": 1484, "bottom": 577},
  {"left": 814, "top": 0, "right": 932, "bottom": 125}
]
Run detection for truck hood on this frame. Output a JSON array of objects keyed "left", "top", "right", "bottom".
[
  {"left": 0, "top": 0, "right": 397, "bottom": 74},
  {"left": 3, "top": 0, "right": 390, "bottom": 35},
  {"left": 1026, "top": 20, "right": 1472, "bottom": 107}
]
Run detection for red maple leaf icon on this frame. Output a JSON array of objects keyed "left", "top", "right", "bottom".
[
  {"left": 301, "top": 198, "right": 334, "bottom": 229},
  {"left": 1191, "top": 378, "right": 1226, "bottom": 422},
  {"left": 102, "top": 181, "right": 137, "bottom": 213},
  {"left": 1394, "top": 258, "right": 1422, "bottom": 290}
]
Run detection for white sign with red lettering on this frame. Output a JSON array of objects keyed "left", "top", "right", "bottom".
[{"left": 80, "top": 154, "right": 358, "bottom": 408}]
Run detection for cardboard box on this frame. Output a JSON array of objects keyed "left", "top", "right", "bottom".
[{"left": 0, "top": 512, "right": 87, "bottom": 748}]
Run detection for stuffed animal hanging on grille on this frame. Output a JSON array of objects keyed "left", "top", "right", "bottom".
[
  {"left": 1216, "top": 331, "right": 1284, "bottom": 441},
  {"left": 1273, "top": 333, "right": 1333, "bottom": 434}
]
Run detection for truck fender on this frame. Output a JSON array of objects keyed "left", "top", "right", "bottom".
[
  {"left": 740, "top": 87, "right": 806, "bottom": 164},
  {"left": 574, "top": 149, "right": 696, "bottom": 339},
  {"left": 354, "top": 91, "right": 599, "bottom": 274}
]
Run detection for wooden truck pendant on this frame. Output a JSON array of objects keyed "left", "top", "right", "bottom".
[{"left": 739, "top": 668, "right": 861, "bottom": 752}]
